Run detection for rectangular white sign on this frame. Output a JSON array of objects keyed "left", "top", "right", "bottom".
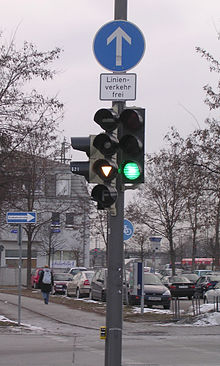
[{"left": 100, "top": 73, "right": 136, "bottom": 101}]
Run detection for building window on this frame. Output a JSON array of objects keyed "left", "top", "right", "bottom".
[
  {"left": 51, "top": 212, "right": 60, "bottom": 227},
  {"left": 65, "top": 213, "right": 74, "bottom": 228},
  {"left": 56, "top": 174, "right": 71, "bottom": 196}
]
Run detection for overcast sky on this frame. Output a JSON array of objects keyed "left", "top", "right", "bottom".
[{"left": 1, "top": 0, "right": 220, "bottom": 158}]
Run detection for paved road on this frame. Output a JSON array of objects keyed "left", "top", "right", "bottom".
[{"left": 0, "top": 293, "right": 220, "bottom": 366}]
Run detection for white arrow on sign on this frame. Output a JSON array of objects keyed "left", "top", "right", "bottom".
[
  {"left": 107, "top": 27, "right": 131, "bottom": 66},
  {"left": 9, "top": 213, "right": 35, "bottom": 222}
]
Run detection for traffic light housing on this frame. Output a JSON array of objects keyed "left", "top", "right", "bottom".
[
  {"left": 118, "top": 108, "right": 145, "bottom": 184},
  {"left": 91, "top": 108, "right": 119, "bottom": 208},
  {"left": 70, "top": 137, "right": 91, "bottom": 182}
]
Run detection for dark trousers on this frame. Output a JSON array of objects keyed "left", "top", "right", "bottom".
[{"left": 41, "top": 291, "right": 50, "bottom": 304}]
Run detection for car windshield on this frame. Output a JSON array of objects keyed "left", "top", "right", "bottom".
[
  {"left": 182, "top": 274, "right": 199, "bottom": 281},
  {"left": 54, "top": 273, "right": 73, "bottom": 281},
  {"left": 170, "top": 276, "right": 190, "bottom": 283},
  {"left": 85, "top": 271, "right": 95, "bottom": 281},
  {"left": 144, "top": 274, "right": 162, "bottom": 285}
]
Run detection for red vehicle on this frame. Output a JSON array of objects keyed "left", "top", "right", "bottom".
[{"left": 31, "top": 268, "right": 44, "bottom": 289}]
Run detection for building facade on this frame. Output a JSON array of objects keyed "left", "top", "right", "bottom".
[{"left": 0, "top": 163, "right": 90, "bottom": 269}]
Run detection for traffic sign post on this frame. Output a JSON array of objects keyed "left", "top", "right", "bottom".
[
  {"left": 7, "top": 212, "right": 37, "bottom": 224},
  {"left": 93, "top": 20, "right": 145, "bottom": 72},
  {"left": 100, "top": 73, "right": 136, "bottom": 101},
  {"left": 6, "top": 212, "right": 37, "bottom": 326},
  {"left": 123, "top": 219, "right": 134, "bottom": 240}
]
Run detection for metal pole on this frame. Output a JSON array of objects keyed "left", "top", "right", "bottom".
[
  {"left": 140, "top": 262, "right": 144, "bottom": 315},
  {"left": 18, "top": 224, "right": 22, "bottom": 325},
  {"left": 114, "top": 0, "right": 127, "bottom": 19},
  {"left": 104, "top": 2, "right": 127, "bottom": 366}
]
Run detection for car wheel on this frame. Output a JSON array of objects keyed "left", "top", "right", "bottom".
[
  {"left": 163, "top": 304, "right": 170, "bottom": 310},
  {"left": 89, "top": 289, "right": 93, "bottom": 300},
  {"left": 76, "top": 288, "right": 81, "bottom": 298},
  {"left": 188, "top": 296, "right": 192, "bottom": 300},
  {"left": 101, "top": 290, "right": 106, "bottom": 302},
  {"left": 67, "top": 289, "right": 71, "bottom": 297}
]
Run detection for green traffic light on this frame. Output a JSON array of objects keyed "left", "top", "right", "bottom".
[{"left": 123, "top": 162, "right": 141, "bottom": 180}]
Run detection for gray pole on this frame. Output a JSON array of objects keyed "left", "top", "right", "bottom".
[
  {"left": 18, "top": 224, "right": 22, "bottom": 325},
  {"left": 104, "top": 2, "right": 127, "bottom": 366}
]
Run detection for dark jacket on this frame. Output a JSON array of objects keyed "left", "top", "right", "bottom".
[{"left": 39, "top": 268, "right": 54, "bottom": 293}]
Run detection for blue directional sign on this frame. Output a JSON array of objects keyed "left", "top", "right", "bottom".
[
  {"left": 7, "top": 212, "right": 37, "bottom": 224},
  {"left": 93, "top": 20, "right": 145, "bottom": 72},
  {"left": 123, "top": 219, "right": 134, "bottom": 241}
]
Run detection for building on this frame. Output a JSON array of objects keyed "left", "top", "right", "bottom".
[{"left": 0, "top": 162, "right": 91, "bottom": 270}]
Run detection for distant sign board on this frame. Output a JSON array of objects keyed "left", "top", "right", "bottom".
[
  {"left": 7, "top": 212, "right": 37, "bottom": 224},
  {"left": 100, "top": 73, "right": 136, "bottom": 101},
  {"left": 52, "top": 260, "right": 76, "bottom": 268}
]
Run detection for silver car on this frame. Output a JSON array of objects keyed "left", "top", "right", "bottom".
[
  {"left": 204, "top": 282, "right": 220, "bottom": 303},
  {"left": 66, "top": 270, "right": 94, "bottom": 298}
]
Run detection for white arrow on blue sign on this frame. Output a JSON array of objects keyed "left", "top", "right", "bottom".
[
  {"left": 7, "top": 212, "right": 37, "bottom": 224},
  {"left": 124, "top": 219, "right": 134, "bottom": 241},
  {"left": 93, "top": 20, "right": 145, "bottom": 72}
]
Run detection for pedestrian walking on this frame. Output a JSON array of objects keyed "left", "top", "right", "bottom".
[{"left": 38, "top": 265, "right": 54, "bottom": 304}]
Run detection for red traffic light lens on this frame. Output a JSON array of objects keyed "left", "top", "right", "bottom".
[{"left": 120, "top": 109, "right": 143, "bottom": 130}]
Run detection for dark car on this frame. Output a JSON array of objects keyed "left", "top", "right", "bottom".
[
  {"left": 89, "top": 268, "right": 107, "bottom": 301},
  {"left": 195, "top": 274, "right": 220, "bottom": 298},
  {"left": 52, "top": 273, "right": 73, "bottom": 295},
  {"left": 89, "top": 268, "right": 130, "bottom": 303},
  {"left": 31, "top": 268, "right": 44, "bottom": 289},
  {"left": 182, "top": 273, "right": 199, "bottom": 284},
  {"left": 163, "top": 275, "right": 196, "bottom": 299},
  {"left": 128, "top": 273, "right": 171, "bottom": 309}
]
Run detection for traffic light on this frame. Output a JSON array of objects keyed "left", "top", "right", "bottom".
[
  {"left": 118, "top": 108, "right": 145, "bottom": 184},
  {"left": 70, "top": 137, "right": 91, "bottom": 182},
  {"left": 90, "top": 108, "right": 120, "bottom": 208}
]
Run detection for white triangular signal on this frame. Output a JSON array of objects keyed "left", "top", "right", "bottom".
[{"left": 101, "top": 165, "right": 112, "bottom": 177}]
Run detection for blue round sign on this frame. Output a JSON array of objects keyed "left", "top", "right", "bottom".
[
  {"left": 124, "top": 219, "right": 134, "bottom": 241},
  {"left": 93, "top": 20, "right": 145, "bottom": 72}
]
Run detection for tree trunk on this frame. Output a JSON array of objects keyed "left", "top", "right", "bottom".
[
  {"left": 168, "top": 231, "right": 176, "bottom": 276},
  {"left": 191, "top": 229, "right": 197, "bottom": 272}
]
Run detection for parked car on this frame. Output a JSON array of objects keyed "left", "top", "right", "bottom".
[
  {"left": 89, "top": 268, "right": 129, "bottom": 303},
  {"left": 193, "top": 269, "right": 213, "bottom": 277},
  {"left": 52, "top": 273, "right": 74, "bottom": 295},
  {"left": 128, "top": 272, "right": 171, "bottom": 309},
  {"left": 67, "top": 270, "right": 94, "bottom": 298},
  {"left": 195, "top": 274, "right": 220, "bottom": 298},
  {"left": 31, "top": 268, "right": 44, "bottom": 289},
  {"left": 204, "top": 282, "right": 220, "bottom": 303},
  {"left": 181, "top": 273, "right": 199, "bottom": 284},
  {"left": 162, "top": 275, "right": 196, "bottom": 299},
  {"left": 67, "top": 267, "right": 87, "bottom": 277},
  {"left": 89, "top": 268, "right": 107, "bottom": 301}
]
